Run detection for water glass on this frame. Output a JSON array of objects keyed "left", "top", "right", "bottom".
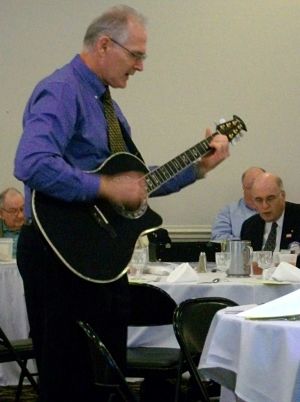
[
  {"left": 256, "top": 251, "right": 273, "bottom": 270},
  {"left": 130, "top": 247, "right": 148, "bottom": 278},
  {"left": 215, "top": 252, "right": 231, "bottom": 272}
]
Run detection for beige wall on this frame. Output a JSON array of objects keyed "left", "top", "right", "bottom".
[{"left": 1, "top": 0, "right": 300, "bottom": 228}]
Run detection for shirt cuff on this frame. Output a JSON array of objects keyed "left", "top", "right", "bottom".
[{"left": 193, "top": 163, "right": 206, "bottom": 180}]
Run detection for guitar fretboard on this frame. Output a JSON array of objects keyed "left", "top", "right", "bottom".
[
  {"left": 144, "top": 115, "right": 246, "bottom": 194},
  {"left": 145, "top": 135, "right": 214, "bottom": 194}
]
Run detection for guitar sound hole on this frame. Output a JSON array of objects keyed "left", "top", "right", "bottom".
[{"left": 113, "top": 198, "right": 148, "bottom": 219}]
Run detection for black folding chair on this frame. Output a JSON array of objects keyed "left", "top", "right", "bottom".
[
  {"left": 173, "top": 297, "right": 238, "bottom": 401},
  {"left": 126, "top": 282, "right": 193, "bottom": 402},
  {"left": 0, "top": 325, "right": 38, "bottom": 402},
  {"left": 78, "top": 320, "right": 137, "bottom": 402}
]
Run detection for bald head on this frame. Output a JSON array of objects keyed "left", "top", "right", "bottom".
[
  {"left": 242, "top": 166, "right": 265, "bottom": 209},
  {"left": 251, "top": 173, "right": 286, "bottom": 222}
]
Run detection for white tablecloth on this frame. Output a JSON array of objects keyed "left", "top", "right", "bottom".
[
  {"left": 0, "top": 261, "right": 36, "bottom": 386},
  {"left": 128, "top": 270, "right": 300, "bottom": 349},
  {"left": 2, "top": 262, "right": 300, "bottom": 387},
  {"left": 199, "top": 307, "right": 300, "bottom": 402}
]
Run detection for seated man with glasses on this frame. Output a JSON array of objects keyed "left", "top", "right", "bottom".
[
  {"left": 0, "top": 187, "right": 25, "bottom": 257},
  {"left": 240, "top": 172, "right": 300, "bottom": 253}
]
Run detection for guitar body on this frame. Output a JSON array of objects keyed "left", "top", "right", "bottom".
[
  {"left": 32, "top": 153, "right": 163, "bottom": 283},
  {"left": 32, "top": 115, "right": 247, "bottom": 284}
]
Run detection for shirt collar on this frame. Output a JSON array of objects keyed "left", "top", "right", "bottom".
[
  {"left": 71, "top": 54, "right": 107, "bottom": 98},
  {"left": 0, "top": 219, "right": 20, "bottom": 234},
  {"left": 264, "top": 210, "right": 284, "bottom": 232}
]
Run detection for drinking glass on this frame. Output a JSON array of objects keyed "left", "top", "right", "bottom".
[
  {"left": 129, "top": 247, "right": 148, "bottom": 278},
  {"left": 215, "top": 252, "right": 231, "bottom": 272},
  {"left": 257, "top": 251, "right": 273, "bottom": 270}
]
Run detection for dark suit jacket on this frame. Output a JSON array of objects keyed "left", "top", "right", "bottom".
[{"left": 240, "top": 202, "right": 300, "bottom": 251}]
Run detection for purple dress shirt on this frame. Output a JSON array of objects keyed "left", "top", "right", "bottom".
[{"left": 14, "top": 55, "right": 198, "bottom": 218}]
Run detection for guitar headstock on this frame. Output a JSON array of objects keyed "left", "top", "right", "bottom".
[{"left": 216, "top": 115, "right": 247, "bottom": 145}]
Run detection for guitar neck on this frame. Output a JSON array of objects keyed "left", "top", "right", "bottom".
[
  {"left": 144, "top": 114, "right": 247, "bottom": 195},
  {"left": 145, "top": 133, "right": 217, "bottom": 195}
]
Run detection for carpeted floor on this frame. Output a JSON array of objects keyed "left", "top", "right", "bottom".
[
  {"left": 0, "top": 379, "right": 219, "bottom": 401},
  {"left": 0, "top": 383, "right": 142, "bottom": 402},
  {"left": 0, "top": 385, "right": 38, "bottom": 402}
]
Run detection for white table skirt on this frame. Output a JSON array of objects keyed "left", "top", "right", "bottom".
[
  {"left": 199, "top": 307, "right": 300, "bottom": 402},
  {"left": 2, "top": 262, "right": 300, "bottom": 387},
  {"left": 0, "top": 262, "right": 36, "bottom": 386}
]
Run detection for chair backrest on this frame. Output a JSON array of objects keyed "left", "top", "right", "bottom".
[
  {"left": 0, "top": 326, "right": 34, "bottom": 364},
  {"left": 78, "top": 321, "right": 137, "bottom": 402},
  {"left": 0, "top": 326, "right": 14, "bottom": 361},
  {"left": 173, "top": 297, "right": 238, "bottom": 402},
  {"left": 0, "top": 325, "right": 39, "bottom": 397},
  {"left": 128, "top": 282, "right": 177, "bottom": 326},
  {"left": 173, "top": 297, "right": 238, "bottom": 356}
]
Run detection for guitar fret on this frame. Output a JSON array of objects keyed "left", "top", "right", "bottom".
[
  {"left": 154, "top": 167, "right": 170, "bottom": 183},
  {"left": 146, "top": 140, "right": 212, "bottom": 194},
  {"left": 145, "top": 175, "right": 157, "bottom": 192},
  {"left": 159, "top": 166, "right": 172, "bottom": 180},
  {"left": 152, "top": 170, "right": 164, "bottom": 184}
]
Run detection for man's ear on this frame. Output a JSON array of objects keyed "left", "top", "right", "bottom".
[{"left": 96, "top": 35, "right": 110, "bottom": 56}]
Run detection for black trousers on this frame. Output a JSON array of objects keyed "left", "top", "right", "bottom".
[{"left": 17, "top": 224, "right": 130, "bottom": 402}]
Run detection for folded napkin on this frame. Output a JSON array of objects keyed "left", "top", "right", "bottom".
[
  {"left": 272, "top": 261, "right": 300, "bottom": 283},
  {"left": 166, "top": 263, "right": 198, "bottom": 283}
]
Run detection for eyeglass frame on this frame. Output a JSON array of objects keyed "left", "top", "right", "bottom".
[
  {"left": 1, "top": 206, "right": 25, "bottom": 216},
  {"left": 109, "top": 37, "right": 147, "bottom": 61},
  {"left": 253, "top": 191, "right": 284, "bottom": 206}
]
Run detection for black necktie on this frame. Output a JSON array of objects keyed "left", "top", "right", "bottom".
[
  {"left": 102, "top": 88, "right": 126, "bottom": 153},
  {"left": 263, "top": 222, "right": 278, "bottom": 251}
]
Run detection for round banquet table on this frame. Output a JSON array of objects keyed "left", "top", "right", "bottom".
[{"left": 199, "top": 306, "right": 300, "bottom": 402}]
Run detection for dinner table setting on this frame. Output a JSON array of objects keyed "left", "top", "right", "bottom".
[{"left": 2, "top": 244, "right": 300, "bottom": 387}]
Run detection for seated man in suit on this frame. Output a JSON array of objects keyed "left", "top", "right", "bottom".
[
  {"left": 211, "top": 166, "right": 265, "bottom": 240},
  {"left": 240, "top": 172, "right": 300, "bottom": 252},
  {"left": 0, "top": 187, "right": 25, "bottom": 257}
]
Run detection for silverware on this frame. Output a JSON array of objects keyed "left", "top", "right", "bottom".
[{"left": 199, "top": 278, "right": 220, "bottom": 284}]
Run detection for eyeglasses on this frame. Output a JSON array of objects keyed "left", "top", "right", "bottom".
[
  {"left": 254, "top": 192, "right": 283, "bottom": 206},
  {"left": 1, "top": 206, "right": 24, "bottom": 215},
  {"left": 109, "top": 37, "right": 147, "bottom": 61}
]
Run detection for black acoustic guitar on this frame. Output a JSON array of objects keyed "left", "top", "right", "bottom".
[{"left": 32, "top": 115, "right": 247, "bottom": 283}]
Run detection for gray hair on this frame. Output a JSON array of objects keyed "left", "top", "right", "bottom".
[
  {"left": 275, "top": 176, "right": 284, "bottom": 191},
  {"left": 83, "top": 5, "right": 147, "bottom": 50},
  {"left": 0, "top": 187, "right": 23, "bottom": 208}
]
